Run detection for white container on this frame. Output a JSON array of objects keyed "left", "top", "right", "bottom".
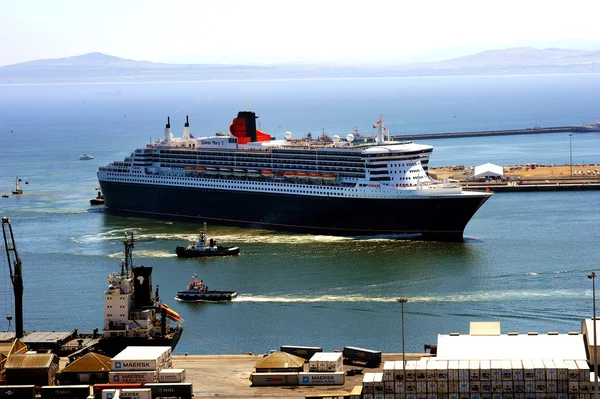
[
  {"left": 249, "top": 372, "right": 298, "bottom": 386},
  {"left": 101, "top": 390, "right": 118, "bottom": 399},
  {"left": 118, "top": 389, "right": 152, "bottom": 399},
  {"left": 394, "top": 360, "right": 405, "bottom": 382},
  {"left": 448, "top": 360, "right": 459, "bottom": 381},
  {"left": 373, "top": 372, "right": 384, "bottom": 393},
  {"left": 436, "top": 360, "right": 448, "bottom": 381},
  {"left": 363, "top": 372, "right": 375, "bottom": 393},
  {"left": 426, "top": 359, "right": 438, "bottom": 381},
  {"left": 405, "top": 361, "right": 417, "bottom": 381},
  {"left": 415, "top": 360, "right": 427, "bottom": 381},
  {"left": 383, "top": 361, "right": 395, "bottom": 382},
  {"left": 479, "top": 360, "right": 491, "bottom": 380},
  {"left": 109, "top": 371, "right": 157, "bottom": 383},
  {"left": 321, "top": 352, "right": 343, "bottom": 372},
  {"left": 111, "top": 346, "right": 171, "bottom": 371},
  {"left": 544, "top": 360, "right": 557, "bottom": 380},
  {"left": 158, "top": 368, "right": 186, "bottom": 382},
  {"left": 308, "top": 352, "right": 322, "bottom": 372},
  {"left": 511, "top": 360, "right": 523, "bottom": 380},
  {"left": 458, "top": 360, "right": 469, "bottom": 381},
  {"left": 564, "top": 360, "right": 579, "bottom": 380},
  {"left": 469, "top": 360, "right": 480, "bottom": 381},
  {"left": 490, "top": 360, "right": 502, "bottom": 381},
  {"left": 576, "top": 359, "right": 591, "bottom": 381},
  {"left": 532, "top": 360, "right": 545, "bottom": 380},
  {"left": 501, "top": 360, "right": 512, "bottom": 380},
  {"left": 298, "top": 371, "right": 344, "bottom": 385}
]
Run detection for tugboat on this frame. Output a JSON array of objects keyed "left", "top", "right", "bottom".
[
  {"left": 176, "top": 274, "right": 237, "bottom": 302},
  {"left": 90, "top": 191, "right": 105, "bottom": 205},
  {"left": 175, "top": 224, "right": 240, "bottom": 258}
]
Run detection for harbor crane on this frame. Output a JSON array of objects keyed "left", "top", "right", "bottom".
[{"left": 1, "top": 217, "right": 24, "bottom": 338}]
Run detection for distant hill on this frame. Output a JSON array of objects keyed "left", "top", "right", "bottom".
[{"left": 1, "top": 48, "right": 599, "bottom": 84}]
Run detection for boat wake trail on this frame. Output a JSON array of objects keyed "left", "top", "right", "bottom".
[{"left": 235, "top": 289, "right": 585, "bottom": 303}]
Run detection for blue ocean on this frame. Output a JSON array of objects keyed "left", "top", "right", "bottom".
[{"left": 0, "top": 74, "right": 599, "bottom": 355}]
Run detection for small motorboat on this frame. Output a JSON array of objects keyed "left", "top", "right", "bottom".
[
  {"left": 90, "top": 191, "right": 105, "bottom": 205},
  {"left": 176, "top": 274, "right": 237, "bottom": 302},
  {"left": 175, "top": 224, "right": 239, "bottom": 258},
  {"left": 80, "top": 154, "right": 94, "bottom": 160}
]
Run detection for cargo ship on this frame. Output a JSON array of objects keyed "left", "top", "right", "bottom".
[
  {"left": 97, "top": 112, "right": 492, "bottom": 241},
  {"left": 89, "top": 233, "right": 184, "bottom": 357}
]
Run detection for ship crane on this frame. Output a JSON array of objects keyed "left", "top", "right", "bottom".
[{"left": 1, "top": 217, "right": 24, "bottom": 339}]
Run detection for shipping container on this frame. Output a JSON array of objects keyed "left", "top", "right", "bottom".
[
  {"left": 362, "top": 372, "right": 375, "bottom": 393},
  {"left": 532, "top": 360, "right": 545, "bottom": 380},
  {"left": 101, "top": 389, "right": 117, "bottom": 399},
  {"left": 373, "top": 372, "right": 384, "bottom": 393},
  {"left": 544, "top": 360, "right": 557, "bottom": 380},
  {"left": 158, "top": 369, "right": 185, "bottom": 383},
  {"left": 143, "top": 383, "right": 193, "bottom": 399},
  {"left": 469, "top": 360, "right": 480, "bottom": 381},
  {"left": 342, "top": 346, "right": 381, "bottom": 367},
  {"left": 564, "top": 360, "right": 579, "bottom": 380},
  {"left": 118, "top": 389, "right": 152, "bottom": 399},
  {"left": 576, "top": 359, "right": 591, "bottom": 381},
  {"left": 458, "top": 361, "right": 469, "bottom": 382},
  {"left": 437, "top": 360, "right": 448, "bottom": 381},
  {"left": 308, "top": 352, "right": 322, "bottom": 372},
  {"left": 383, "top": 361, "right": 395, "bottom": 382},
  {"left": 93, "top": 384, "right": 143, "bottom": 399},
  {"left": 480, "top": 360, "right": 491, "bottom": 380},
  {"left": 415, "top": 360, "right": 427, "bottom": 381},
  {"left": 0, "top": 385, "right": 36, "bottom": 399},
  {"left": 394, "top": 360, "right": 405, "bottom": 382},
  {"left": 41, "top": 385, "right": 92, "bottom": 399},
  {"left": 108, "top": 371, "right": 157, "bottom": 384},
  {"left": 298, "top": 372, "right": 344, "bottom": 386},
  {"left": 405, "top": 361, "right": 417, "bottom": 382},
  {"left": 111, "top": 347, "right": 171, "bottom": 371},
  {"left": 249, "top": 372, "right": 298, "bottom": 386},
  {"left": 426, "top": 360, "right": 437, "bottom": 381},
  {"left": 279, "top": 345, "right": 322, "bottom": 361},
  {"left": 448, "top": 360, "right": 459, "bottom": 381},
  {"left": 511, "top": 360, "right": 523, "bottom": 380},
  {"left": 317, "top": 352, "right": 343, "bottom": 372},
  {"left": 500, "top": 361, "right": 512, "bottom": 381}
]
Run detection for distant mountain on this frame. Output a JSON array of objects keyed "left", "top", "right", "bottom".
[{"left": 1, "top": 48, "right": 599, "bottom": 84}]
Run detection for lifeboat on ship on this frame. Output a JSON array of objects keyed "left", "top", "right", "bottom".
[
  {"left": 195, "top": 167, "right": 206, "bottom": 172},
  {"left": 284, "top": 171, "right": 296, "bottom": 178},
  {"left": 308, "top": 173, "right": 322, "bottom": 180},
  {"left": 160, "top": 303, "right": 183, "bottom": 322},
  {"left": 205, "top": 167, "right": 218, "bottom": 175},
  {"left": 261, "top": 170, "right": 274, "bottom": 178},
  {"left": 233, "top": 168, "right": 245, "bottom": 177},
  {"left": 296, "top": 172, "right": 309, "bottom": 179},
  {"left": 247, "top": 169, "right": 260, "bottom": 177},
  {"left": 219, "top": 168, "right": 232, "bottom": 176},
  {"left": 184, "top": 166, "right": 194, "bottom": 170},
  {"left": 321, "top": 173, "right": 336, "bottom": 181}
]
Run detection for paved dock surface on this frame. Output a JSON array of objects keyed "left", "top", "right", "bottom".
[{"left": 171, "top": 353, "right": 425, "bottom": 398}]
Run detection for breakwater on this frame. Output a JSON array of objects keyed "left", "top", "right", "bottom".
[{"left": 393, "top": 126, "right": 591, "bottom": 141}]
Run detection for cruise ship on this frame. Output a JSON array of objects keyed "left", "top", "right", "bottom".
[{"left": 97, "top": 111, "right": 492, "bottom": 241}]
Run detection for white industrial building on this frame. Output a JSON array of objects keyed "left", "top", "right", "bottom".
[
  {"left": 474, "top": 163, "right": 504, "bottom": 179},
  {"left": 362, "top": 320, "right": 599, "bottom": 399}
]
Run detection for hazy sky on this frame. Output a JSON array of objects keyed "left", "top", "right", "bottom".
[{"left": 2, "top": 0, "right": 600, "bottom": 66}]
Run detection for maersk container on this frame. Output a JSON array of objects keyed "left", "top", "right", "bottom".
[
  {"left": 93, "top": 384, "right": 143, "bottom": 399},
  {"left": 40, "top": 385, "right": 92, "bottom": 399},
  {"left": 100, "top": 390, "right": 118, "bottom": 399},
  {"left": 0, "top": 385, "right": 37, "bottom": 399},
  {"left": 249, "top": 372, "right": 298, "bottom": 386},
  {"left": 143, "top": 383, "right": 193, "bottom": 399},
  {"left": 158, "top": 368, "right": 186, "bottom": 383},
  {"left": 111, "top": 347, "right": 170, "bottom": 371},
  {"left": 109, "top": 371, "right": 157, "bottom": 384},
  {"left": 118, "top": 389, "right": 152, "bottom": 399},
  {"left": 298, "top": 372, "right": 344, "bottom": 385}
]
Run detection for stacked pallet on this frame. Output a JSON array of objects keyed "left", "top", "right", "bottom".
[{"left": 361, "top": 358, "right": 595, "bottom": 399}]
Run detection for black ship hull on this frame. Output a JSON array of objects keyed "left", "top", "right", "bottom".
[
  {"left": 176, "top": 291, "right": 237, "bottom": 302},
  {"left": 99, "top": 181, "right": 490, "bottom": 241},
  {"left": 175, "top": 246, "right": 240, "bottom": 258}
]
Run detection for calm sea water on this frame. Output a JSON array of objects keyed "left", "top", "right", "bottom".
[{"left": 0, "top": 74, "right": 599, "bottom": 355}]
